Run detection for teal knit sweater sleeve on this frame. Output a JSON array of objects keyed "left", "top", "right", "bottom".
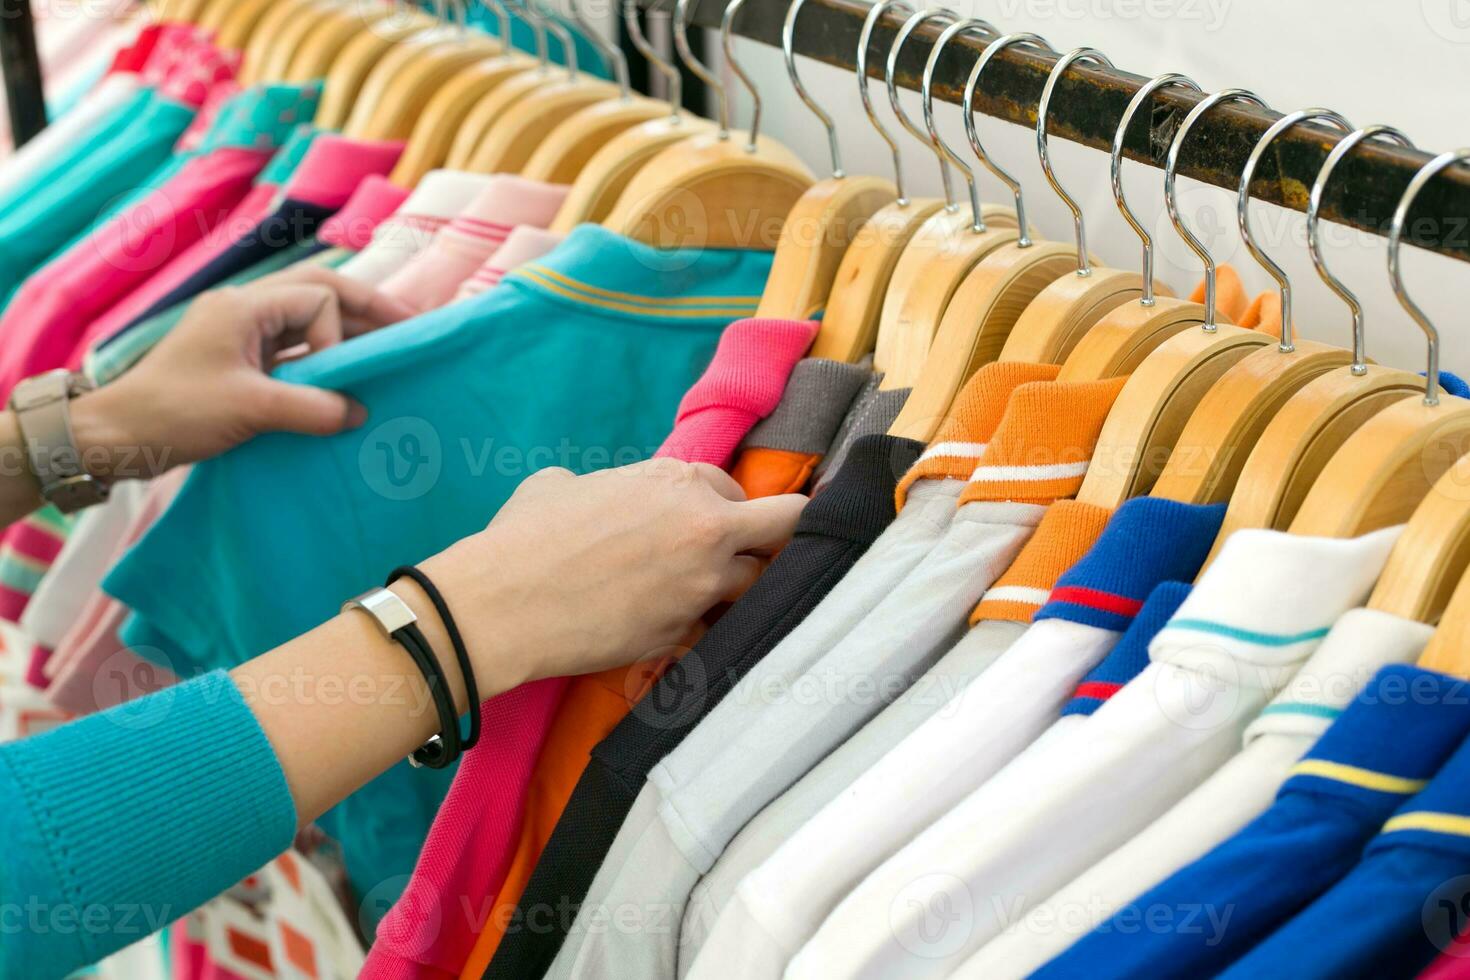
[{"left": 0, "top": 670, "right": 298, "bottom": 979}]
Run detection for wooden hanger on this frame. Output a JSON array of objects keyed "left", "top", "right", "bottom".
[
  {"left": 1074, "top": 90, "right": 1288, "bottom": 510},
  {"left": 868, "top": 17, "right": 1031, "bottom": 393},
  {"left": 257, "top": 0, "right": 366, "bottom": 82},
  {"left": 1369, "top": 458, "right": 1470, "bottom": 625},
  {"left": 208, "top": 0, "right": 276, "bottom": 46},
  {"left": 1291, "top": 150, "right": 1470, "bottom": 566},
  {"left": 603, "top": 0, "right": 815, "bottom": 250},
  {"left": 283, "top": 0, "right": 407, "bottom": 82},
  {"left": 752, "top": 0, "right": 897, "bottom": 321},
  {"left": 164, "top": 0, "right": 213, "bottom": 25},
  {"left": 238, "top": 0, "right": 350, "bottom": 84},
  {"left": 310, "top": 12, "right": 436, "bottom": 128},
  {"left": 1209, "top": 122, "right": 1429, "bottom": 563},
  {"left": 342, "top": 0, "right": 502, "bottom": 142}
]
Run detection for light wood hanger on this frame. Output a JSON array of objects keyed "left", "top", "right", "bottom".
[
  {"left": 754, "top": 0, "right": 897, "bottom": 321},
  {"left": 808, "top": 0, "right": 948, "bottom": 362},
  {"left": 1369, "top": 458, "right": 1470, "bottom": 625},
  {"left": 467, "top": 1, "right": 622, "bottom": 173},
  {"left": 603, "top": 0, "right": 815, "bottom": 250},
  {"left": 239, "top": 0, "right": 350, "bottom": 84},
  {"left": 869, "top": 16, "right": 1029, "bottom": 393},
  {"left": 256, "top": 0, "right": 357, "bottom": 81},
  {"left": 1075, "top": 90, "right": 1283, "bottom": 510},
  {"left": 208, "top": 0, "right": 276, "bottom": 47},
  {"left": 1293, "top": 151, "right": 1470, "bottom": 581},
  {"left": 283, "top": 0, "right": 405, "bottom": 82},
  {"left": 343, "top": 0, "right": 503, "bottom": 141},
  {"left": 165, "top": 0, "right": 213, "bottom": 25},
  {"left": 311, "top": 10, "right": 437, "bottom": 129},
  {"left": 390, "top": 53, "right": 539, "bottom": 185},
  {"left": 891, "top": 34, "right": 1126, "bottom": 442},
  {"left": 547, "top": 0, "right": 714, "bottom": 230},
  {"left": 1209, "top": 121, "right": 1429, "bottom": 564}
]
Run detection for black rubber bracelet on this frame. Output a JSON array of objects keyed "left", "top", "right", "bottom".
[
  {"left": 388, "top": 565, "right": 482, "bottom": 751},
  {"left": 395, "top": 620, "right": 461, "bottom": 769}
]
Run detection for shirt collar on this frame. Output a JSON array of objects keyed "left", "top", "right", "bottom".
[
  {"left": 1063, "top": 581, "right": 1193, "bottom": 717},
  {"left": 1246, "top": 608, "right": 1435, "bottom": 745},
  {"left": 318, "top": 175, "right": 411, "bottom": 250},
  {"left": 971, "top": 499, "right": 1112, "bottom": 625},
  {"left": 1375, "top": 727, "right": 1470, "bottom": 857},
  {"left": 1150, "top": 526, "right": 1402, "bottom": 682},
  {"left": 1035, "top": 497, "right": 1225, "bottom": 632},
  {"left": 282, "top": 133, "right": 405, "bottom": 209},
  {"left": 796, "top": 435, "right": 920, "bottom": 545},
  {"left": 194, "top": 82, "right": 324, "bottom": 156}
]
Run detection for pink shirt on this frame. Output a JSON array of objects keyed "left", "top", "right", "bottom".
[
  {"left": 362, "top": 316, "right": 817, "bottom": 979},
  {"left": 318, "top": 175, "right": 412, "bottom": 251},
  {"left": 378, "top": 175, "right": 568, "bottom": 312},
  {"left": 454, "top": 227, "right": 566, "bottom": 301}
]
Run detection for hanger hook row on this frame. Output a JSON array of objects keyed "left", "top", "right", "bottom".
[
  {"left": 483, "top": 0, "right": 513, "bottom": 55},
  {"left": 1038, "top": 47, "right": 1116, "bottom": 276},
  {"left": 1165, "top": 88, "right": 1272, "bottom": 331},
  {"left": 964, "top": 32, "right": 1057, "bottom": 248},
  {"left": 1112, "top": 72, "right": 1202, "bottom": 306},
  {"left": 858, "top": 0, "right": 915, "bottom": 202},
  {"left": 568, "top": 0, "right": 630, "bottom": 98},
  {"left": 721, "top": 0, "right": 763, "bottom": 151},
  {"left": 624, "top": 0, "right": 682, "bottom": 119},
  {"left": 1309, "top": 125, "right": 1416, "bottom": 375},
  {"left": 889, "top": 8, "right": 961, "bottom": 210},
  {"left": 505, "top": 0, "right": 549, "bottom": 71},
  {"left": 1240, "top": 108, "right": 1355, "bottom": 353},
  {"left": 675, "top": 0, "right": 728, "bottom": 136},
  {"left": 922, "top": 18, "right": 1000, "bottom": 233},
  {"left": 1389, "top": 148, "right": 1470, "bottom": 406},
  {"left": 785, "top": 0, "right": 844, "bottom": 177}
]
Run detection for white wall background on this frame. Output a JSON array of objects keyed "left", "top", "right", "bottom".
[{"left": 592, "top": 0, "right": 1470, "bottom": 377}]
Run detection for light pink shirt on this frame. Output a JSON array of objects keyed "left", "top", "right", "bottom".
[
  {"left": 454, "top": 226, "right": 567, "bottom": 301},
  {"left": 318, "top": 175, "right": 412, "bottom": 251}
]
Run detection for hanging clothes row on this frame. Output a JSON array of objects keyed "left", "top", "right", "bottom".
[{"left": 2, "top": 0, "right": 1470, "bottom": 978}]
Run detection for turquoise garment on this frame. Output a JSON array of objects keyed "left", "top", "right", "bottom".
[
  {"left": 0, "top": 671, "right": 296, "bottom": 979},
  {"left": 0, "top": 89, "right": 195, "bottom": 308},
  {"left": 103, "top": 224, "right": 772, "bottom": 913},
  {"left": 470, "top": 2, "right": 610, "bottom": 79},
  {"left": 86, "top": 241, "right": 349, "bottom": 384}
]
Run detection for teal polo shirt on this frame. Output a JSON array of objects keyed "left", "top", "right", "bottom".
[{"left": 103, "top": 224, "right": 773, "bottom": 911}]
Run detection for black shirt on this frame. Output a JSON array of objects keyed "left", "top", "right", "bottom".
[{"left": 481, "top": 434, "right": 923, "bottom": 979}]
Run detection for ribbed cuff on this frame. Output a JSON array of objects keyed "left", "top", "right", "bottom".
[
  {"left": 2, "top": 670, "right": 296, "bottom": 968},
  {"left": 1062, "top": 581, "right": 1193, "bottom": 717},
  {"left": 800, "top": 435, "right": 920, "bottom": 544},
  {"left": 971, "top": 500, "right": 1113, "bottom": 625}
]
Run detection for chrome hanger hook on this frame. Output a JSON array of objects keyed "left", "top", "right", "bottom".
[
  {"left": 1240, "top": 108, "right": 1355, "bottom": 353},
  {"left": 721, "top": 0, "right": 763, "bottom": 152},
  {"left": 889, "top": 8, "right": 961, "bottom": 210},
  {"left": 1038, "top": 47, "right": 1116, "bottom": 276},
  {"left": 1112, "top": 72, "right": 1201, "bottom": 306},
  {"left": 963, "top": 32, "right": 1057, "bottom": 248},
  {"left": 785, "top": 0, "right": 845, "bottom": 177},
  {"left": 624, "top": 0, "right": 682, "bottom": 118},
  {"left": 858, "top": 0, "right": 915, "bottom": 202},
  {"left": 568, "top": 0, "right": 629, "bottom": 98},
  {"left": 483, "top": 0, "right": 513, "bottom": 53},
  {"left": 675, "top": 0, "right": 728, "bottom": 137},
  {"left": 923, "top": 19, "right": 1000, "bottom": 233},
  {"left": 1165, "top": 88, "right": 1272, "bottom": 331},
  {"left": 1388, "top": 149, "right": 1469, "bottom": 406},
  {"left": 530, "top": 0, "right": 578, "bottom": 79},
  {"left": 1309, "top": 125, "right": 1416, "bottom": 376}
]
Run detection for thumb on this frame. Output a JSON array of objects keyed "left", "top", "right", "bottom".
[{"left": 253, "top": 378, "right": 368, "bottom": 437}]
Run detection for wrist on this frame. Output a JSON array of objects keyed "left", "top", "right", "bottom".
[{"left": 68, "top": 383, "right": 166, "bottom": 483}]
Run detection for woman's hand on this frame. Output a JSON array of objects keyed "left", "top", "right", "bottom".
[
  {"left": 70, "top": 265, "right": 414, "bottom": 482},
  {"left": 402, "top": 460, "right": 809, "bottom": 699}
]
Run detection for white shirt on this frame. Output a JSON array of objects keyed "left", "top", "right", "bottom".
[
  {"left": 337, "top": 169, "right": 494, "bottom": 283},
  {"left": 689, "top": 618, "right": 1118, "bottom": 980},
  {"left": 789, "top": 525, "right": 1403, "bottom": 980},
  {"left": 956, "top": 605, "right": 1436, "bottom": 978}
]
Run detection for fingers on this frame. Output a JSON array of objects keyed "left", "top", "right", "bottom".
[
  {"left": 253, "top": 266, "right": 415, "bottom": 343},
  {"left": 252, "top": 378, "right": 367, "bottom": 437},
  {"left": 691, "top": 462, "right": 748, "bottom": 503},
  {"left": 724, "top": 493, "right": 807, "bottom": 555}
]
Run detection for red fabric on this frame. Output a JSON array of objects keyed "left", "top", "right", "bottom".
[
  {"left": 362, "top": 317, "right": 816, "bottom": 979},
  {"left": 1046, "top": 585, "right": 1145, "bottom": 618},
  {"left": 107, "top": 23, "right": 164, "bottom": 75},
  {"left": 0, "top": 518, "right": 63, "bottom": 623},
  {"left": 0, "top": 145, "right": 273, "bottom": 401}
]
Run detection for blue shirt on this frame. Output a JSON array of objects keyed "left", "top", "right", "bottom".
[
  {"left": 102, "top": 224, "right": 771, "bottom": 910},
  {"left": 1036, "top": 664, "right": 1470, "bottom": 980},
  {"left": 1062, "top": 580, "right": 1193, "bottom": 717},
  {"left": 1222, "top": 697, "right": 1470, "bottom": 979}
]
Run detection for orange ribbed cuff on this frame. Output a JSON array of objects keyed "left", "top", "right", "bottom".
[
  {"left": 733, "top": 447, "right": 822, "bottom": 499},
  {"left": 970, "top": 500, "right": 1114, "bottom": 624},
  {"left": 960, "top": 376, "right": 1128, "bottom": 505},
  {"left": 894, "top": 362, "right": 1061, "bottom": 510}
]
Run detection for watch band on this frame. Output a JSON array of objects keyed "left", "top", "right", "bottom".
[
  {"left": 8, "top": 369, "right": 109, "bottom": 514},
  {"left": 343, "top": 587, "right": 461, "bottom": 768}
]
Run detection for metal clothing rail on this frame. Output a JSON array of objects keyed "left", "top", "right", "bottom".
[
  {"left": 664, "top": 0, "right": 1470, "bottom": 266},
  {"left": 0, "top": 0, "right": 46, "bottom": 146}
]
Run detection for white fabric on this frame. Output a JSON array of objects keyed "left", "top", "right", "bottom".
[
  {"left": 0, "top": 73, "right": 141, "bottom": 198},
  {"left": 689, "top": 618, "right": 1119, "bottom": 980},
  {"left": 679, "top": 620, "right": 1029, "bottom": 976},
  {"left": 336, "top": 169, "right": 494, "bottom": 283},
  {"left": 791, "top": 525, "right": 1403, "bottom": 980},
  {"left": 560, "top": 498, "right": 1046, "bottom": 979},
  {"left": 20, "top": 480, "right": 149, "bottom": 652},
  {"left": 956, "top": 606, "right": 1436, "bottom": 979}
]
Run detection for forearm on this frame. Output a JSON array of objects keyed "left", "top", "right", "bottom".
[{"left": 0, "top": 409, "right": 44, "bottom": 525}]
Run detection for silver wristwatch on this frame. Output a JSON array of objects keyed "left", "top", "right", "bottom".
[{"left": 8, "top": 369, "right": 109, "bottom": 514}]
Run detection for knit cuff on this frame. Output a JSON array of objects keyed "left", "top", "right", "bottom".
[
  {"left": 1062, "top": 581, "right": 1193, "bottom": 717},
  {"left": 971, "top": 500, "right": 1113, "bottom": 625},
  {"left": 743, "top": 359, "right": 871, "bottom": 455},
  {"left": 1, "top": 671, "right": 296, "bottom": 970},
  {"left": 801, "top": 435, "right": 920, "bottom": 544}
]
